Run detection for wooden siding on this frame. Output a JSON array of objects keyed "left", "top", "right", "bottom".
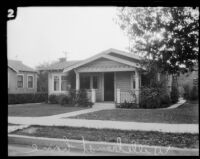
[
  {"left": 8, "top": 67, "right": 37, "bottom": 94},
  {"left": 115, "top": 72, "right": 133, "bottom": 102},
  {"left": 76, "top": 58, "right": 135, "bottom": 72}
]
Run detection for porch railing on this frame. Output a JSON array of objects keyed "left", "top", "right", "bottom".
[{"left": 117, "top": 89, "right": 139, "bottom": 104}]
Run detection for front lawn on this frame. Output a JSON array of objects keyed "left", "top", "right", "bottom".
[
  {"left": 8, "top": 104, "right": 89, "bottom": 117},
  {"left": 11, "top": 125, "right": 199, "bottom": 149},
  {"left": 69, "top": 101, "right": 199, "bottom": 124}
]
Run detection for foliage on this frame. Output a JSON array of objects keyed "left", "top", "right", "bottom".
[
  {"left": 8, "top": 93, "right": 48, "bottom": 104},
  {"left": 69, "top": 89, "right": 93, "bottom": 107},
  {"left": 170, "top": 85, "right": 179, "bottom": 104},
  {"left": 57, "top": 94, "right": 69, "bottom": 106},
  {"left": 37, "top": 71, "right": 48, "bottom": 92},
  {"left": 48, "top": 94, "right": 58, "bottom": 104},
  {"left": 116, "top": 100, "right": 138, "bottom": 109},
  {"left": 190, "top": 86, "right": 198, "bottom": 100},
  {"left": 183, "top": 84, "right": 198, "bottom": 101},
  {"left": 139, "top": 80, "right": 171, "bottom": 108},
  {"left": 160, "top": 94, "right": 171, "bottom": 106},
  {"left": 116, "top": 7, "right": 199, "bottom": 74}
]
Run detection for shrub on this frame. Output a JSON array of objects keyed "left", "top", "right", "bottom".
[
  {"left": 116, "top": 100, "right": 138, "bottom": 109},
  {"left": 8, "top": 93, "right": 48, "bottom": 105},
  {"left": 139, "top": 87, "right": 163, "bottom": 108},
  {"left": 160, "top": 94, "right": 171, "bottom": 106},
  {"left": 189, "top": 86, "right": 198, "bottom": 101},
  {"left": 48, "top": 94, "right": 58, "bottom": 104},
  {"left": 68, "top": 89, "right": 93, "bottom": 107},
  {"left": 76, "top": 89, "right": 93, "bottom": 107},
  {"left": 58, "top": 95, "right": 69, "bottom": 106},
  {"left": 183, "top": 84, "right": 190, "bottom": 100},
  {"left": 170, "top": 86, "right": 179, "bottom": 104}
]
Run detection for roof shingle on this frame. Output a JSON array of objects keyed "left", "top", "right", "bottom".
[
  {"left": 8, "top": 60, "right": 37, "bottom": 72},
  {"left": 38, "top": 60, "right": 82, "bottom": 71}
]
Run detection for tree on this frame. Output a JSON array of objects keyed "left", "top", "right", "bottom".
[
  {"left": 36, "top": 61, "right": 56, "bottom": 92},
  {"left": 116, "top": 7, "right": 199, "bottom": 74}
]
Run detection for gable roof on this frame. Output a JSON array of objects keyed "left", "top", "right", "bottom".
[
  {"left": 38, "top": 60, "right": 81, "bottom": 71},
  {"left": 63, "top": 48, "right": 143, "bottom": 72},
  {"left": 8, "top": 60, "right": 37, "bottom": 73}
]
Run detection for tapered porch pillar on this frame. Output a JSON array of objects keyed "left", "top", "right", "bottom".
[
  {"left": 75, "top": 71, "right": 80, "bottom": 90},
  {"left": 135, "top": 70, "right": 140, "bottom": 104}
]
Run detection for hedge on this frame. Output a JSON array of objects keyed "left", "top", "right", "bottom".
[{"left": 8, "top": 92, "right": 48, "bottom": 104}]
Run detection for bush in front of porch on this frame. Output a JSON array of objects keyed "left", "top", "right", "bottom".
[{"left": 48, "top": 89, "right": 93, "bottom": 107}]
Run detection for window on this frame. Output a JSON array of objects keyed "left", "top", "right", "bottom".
[
  {"left": 28, "top": 75, "right": 34, "bottom": 88},
  {"left": 17, "top": 75, "right": 23, "bottom": 88},
  {"left": 80, "top": 76, "right": 90, "bottom": 89},
  {"left": 61, "top": 76, "right": 68, "bottom": 91},
  {"left": 93, "top": 76, "right": 98, "bottom": 89},
  {"left": 54, "top": 76, "right": 59, "bottom": 91}
]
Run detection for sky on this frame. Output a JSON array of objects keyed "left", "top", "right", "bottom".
[{"left": 7, "top": 7, "right": 130, "bottom": 68}]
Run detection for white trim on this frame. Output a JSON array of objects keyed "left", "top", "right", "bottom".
[
  {"left": 17, "top": 74, "right": 24, "bottom": 89},
  {"left": 102, "top": 72, "right": 104, "bottom": 101},
  {"left": 27, "top": 74, "right": 34, "bottom": 89},
  {"left": 8, "top": 65, "right": 18, "bottom": 73},
  {"left": 51, "top": 73, "right": 69, "bottom": 93},
  {"left": 63, "top": 48, "right": 143, "bottom": 73},
  {"left": 114, "top": 72, "right": 116, "bottom": 102}
]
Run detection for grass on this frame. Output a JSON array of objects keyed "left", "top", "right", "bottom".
[
  {"left": 8, "top": 103, "right": 89, "bottom": 117},
  {"left": 69, "top": 101, "right": 199, "bottom": 124},
  {"left": 11, "top": 125, "right": 199, "bottom": 149}
]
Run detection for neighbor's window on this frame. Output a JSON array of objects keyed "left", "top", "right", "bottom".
[
  {"left": 92, "top": 76, "right": 98, "bottom": 89},
  {"left": 17, "top": 75, "right": 23, "bottom": 88},
  {"left": 80, "top": 76, "right": 90, "bottom": 89},
  {"left": 54, "top": 76, "right": 60, "bottom": 91},
  {"left": 28, "top": 75, "right": 34, "bottom": 88},
  {"left": 61, "top": 75, "right": 68, "bottom": 91}
]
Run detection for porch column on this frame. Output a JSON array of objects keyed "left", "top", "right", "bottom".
[
  {"left": 116, "top": 88, "right": 120, "bottom": 104},
  {"left": 135, "top": 70, "right": 140, "bottom": 104},
  {"left": 91, "top": 89, "right": 96, "bottom": 103},
  {"left": 75, "top": 71, "right": 80, "bottom": 90}
]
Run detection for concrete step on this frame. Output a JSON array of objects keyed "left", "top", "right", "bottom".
[{"left": 93, "top": 102, "right": 115, "bottom": 109}]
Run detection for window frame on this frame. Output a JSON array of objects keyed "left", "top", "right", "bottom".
[
  {"left": 27, "top": 74, "right": 34, "bottom": 89},
  {"left": 53, "top": 74, "right": 60, "bottom": 92},
  {"left": 17, "top": 74, "right": 24, "bottom": 88},
  {"left": 61, "top": 75, "right": 68, "bottom": 91}
]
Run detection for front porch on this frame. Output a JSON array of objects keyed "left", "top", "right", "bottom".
[{"left": 75, "top": 70, "right": 141, "bottom": 104}]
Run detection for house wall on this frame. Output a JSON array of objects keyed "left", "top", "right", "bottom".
[
  {"left": 115, "top": 72, "right": 133, "bottom": 102},
  {"left": 8, "top": 68, "right": 37, "bottom": 94}
]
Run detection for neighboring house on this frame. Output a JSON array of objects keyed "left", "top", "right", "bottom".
[
  {"left": 177, "top": 63, "right": 199, "bottom": 97},
  {"left": 42, "top": 48, "right": 172, "bottom": 104},
  {"left": 8, "top": 60, "right": 38, "bottom": 94}
]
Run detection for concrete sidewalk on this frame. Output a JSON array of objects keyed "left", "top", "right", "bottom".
[{"left": 8, "top": 116, "right": 198, "bottom": 134}]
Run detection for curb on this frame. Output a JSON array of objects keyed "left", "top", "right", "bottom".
[{"left": 8, "top": 134, "right": 199, "bottom": 156}]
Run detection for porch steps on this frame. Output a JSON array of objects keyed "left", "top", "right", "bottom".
[{"left": 93, "top": 102, "right": 115, "bottom": 109}]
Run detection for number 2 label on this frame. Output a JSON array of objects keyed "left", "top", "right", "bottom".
[{"left": 8, "top": 9, "right": 14, "bottom": 18}]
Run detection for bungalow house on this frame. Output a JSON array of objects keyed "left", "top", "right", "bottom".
[
  {"left": 8, "top": 60, "right": 38, "bottom": 94},
  {"left": 42, "top": 48, "right": 172, "bottom": 104}
]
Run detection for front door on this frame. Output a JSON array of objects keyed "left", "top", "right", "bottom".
[{"left": 104, "top": 72, "right": 114, "bottom": 101}]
